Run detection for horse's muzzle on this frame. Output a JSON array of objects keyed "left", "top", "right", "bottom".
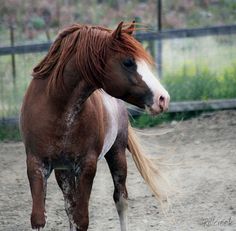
[{"left": 147, "top": 93, "right": 170, "bottom": 115}]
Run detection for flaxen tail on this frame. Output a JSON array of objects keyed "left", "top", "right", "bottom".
[{"left": 127, "top": 123, "right": 170, "bottom": 203}]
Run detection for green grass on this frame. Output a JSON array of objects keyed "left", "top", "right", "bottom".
[
  {"left": 163, "top": 62, "right": 236, "bottom": 101},
  {"left": 0, "top": 53, "right": 44, "bottom": 117},
  {"left": 0, "top": 124, "right": 21, "bottom": 141},
  {"left": 130, "top": 111, "right": 202, "bottom": 128}
]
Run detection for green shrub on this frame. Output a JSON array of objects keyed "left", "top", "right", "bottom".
[
  {"left": 163, "top": 63, "right": 236, "bottom": 101},
  {"left": 31, "top": 16, "right": 45, "bottom": 30},
  {"left": 216, "top": 63, "right": 236, "bottom": 99}
]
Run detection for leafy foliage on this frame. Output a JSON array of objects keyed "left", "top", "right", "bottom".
[
  {"left": 164, "top": 63, "right": 236, "bottom": 101},
  {"left": 31, "top": 16, "right": 46, "bottom": 30},
  {"left": 0, "top": 0, "right": 236, "bottom": 45}
]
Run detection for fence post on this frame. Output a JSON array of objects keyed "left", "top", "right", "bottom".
[
  {"left": 157, "top": 0, "right": 162, "bottom": 78},
  {"left": 10, "top": 24, "right": 16, "bottom": 88}
]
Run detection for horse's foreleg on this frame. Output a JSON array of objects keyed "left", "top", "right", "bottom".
[
  {"left": 73, "top": 154, "right": 97, "bottom": 231},
  {"left": 54, "top": 169, "right": 76, "bottom": 231},
  {"left": 27, "top": 155, "right": 51, "bottom": 230},
  {"left": 105, "top": 147, "right": 128, "bottom": 231}
]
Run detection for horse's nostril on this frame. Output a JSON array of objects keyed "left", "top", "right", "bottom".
[
  {"left": 159, "top": 95, "right": 165, "bottom": 102},
  {"left": 159, "top": 95, "right": 165, "bottom": 111}
]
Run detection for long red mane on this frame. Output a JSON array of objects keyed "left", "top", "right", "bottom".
[{"left": 32, "top": 23, "right": 153, "bottom": 93}]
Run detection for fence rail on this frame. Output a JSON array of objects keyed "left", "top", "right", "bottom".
[
  {"left": 2, "top": 99, "right": 236, "bottom": 125},
  {"left": 0, "top": 43, "right": 51, "bottom": 56},
  {"left": 136, "top": 24, "right": 236, "bottom": 40},
  {"left": 0, "top": 24, "right": 236, "bottom": 122},
  {"left": 169, "top": 99, "right": 236, "bottom": 113},
  {"left": 0, "top": 24, "right": 236, "bottom": 56}
]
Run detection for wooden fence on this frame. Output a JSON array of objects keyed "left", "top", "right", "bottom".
[
  {"left": 0, "top": 24, "right": 236, "bottom": 123},
  {"left": 1, "top": 24, "right": 236, "bottom": 79},
  {"left": 1, "top": 24, "right": 236, "bottom": 56},
  {"left": 2, "top": 99, "right": 236, "bottom": 125}
]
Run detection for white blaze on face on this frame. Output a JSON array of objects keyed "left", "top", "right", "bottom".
[{"left": 137, "top": 60, "right": 170, "bottom": 114}]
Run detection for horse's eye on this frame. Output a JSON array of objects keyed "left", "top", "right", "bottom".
[{"left": 123, "top": 58, "right": 135, "bottom": 68}]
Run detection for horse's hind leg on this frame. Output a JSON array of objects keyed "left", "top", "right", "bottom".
[
  {"left": 27, "top": 154, "right": 51, "bottom": 230},
  {"left": 54, "top": 170, "right": 76, "bottom": 230},
  {"left": 105, "top": 143, "right": 128, "bottom": 231}
]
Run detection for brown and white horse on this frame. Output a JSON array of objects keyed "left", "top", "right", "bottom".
[{"left": 20, "top": 22, "right": 170, "bottom": 231}]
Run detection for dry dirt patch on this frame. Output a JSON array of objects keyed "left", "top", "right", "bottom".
[{"left": 0, "top": 110, "right": 235, "bottom": 231}]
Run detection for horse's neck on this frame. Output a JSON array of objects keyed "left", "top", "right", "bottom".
[{"left": 57, "top": 79, "right": 94, "bottom": 115}]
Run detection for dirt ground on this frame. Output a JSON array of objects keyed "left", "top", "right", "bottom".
[{"left": 0, "top": 110, "right": 236, "bottom": 231}]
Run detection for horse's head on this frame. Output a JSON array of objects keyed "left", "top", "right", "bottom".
[
  {"left": 32, "top": 22, "right": 169, "bottom": 114},
  {"left": 102, "top": 22, "right": 170, "bottom": 115}
]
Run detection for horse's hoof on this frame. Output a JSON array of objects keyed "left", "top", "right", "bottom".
[{"left": 31, "top": 212, "right": 46, "bottom": 230}]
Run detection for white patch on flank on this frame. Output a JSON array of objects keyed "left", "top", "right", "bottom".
[
  {"left": 137, "top": 60, "right": 170, "bottom": 111},
  {"left": 98, "top": 91, "right": 119, "bottom": 160}
]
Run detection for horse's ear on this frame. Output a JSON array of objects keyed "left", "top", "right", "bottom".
[
  {"left": 126, "top": 20, "right": 135, "bottom": 36},
  {"left": 112, "top": 21, "right": 123, "bottom": 39}
]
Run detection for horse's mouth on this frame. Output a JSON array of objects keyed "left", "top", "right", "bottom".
[{"left": 145, "top": 105, "right": 163, "bottom": 116}]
